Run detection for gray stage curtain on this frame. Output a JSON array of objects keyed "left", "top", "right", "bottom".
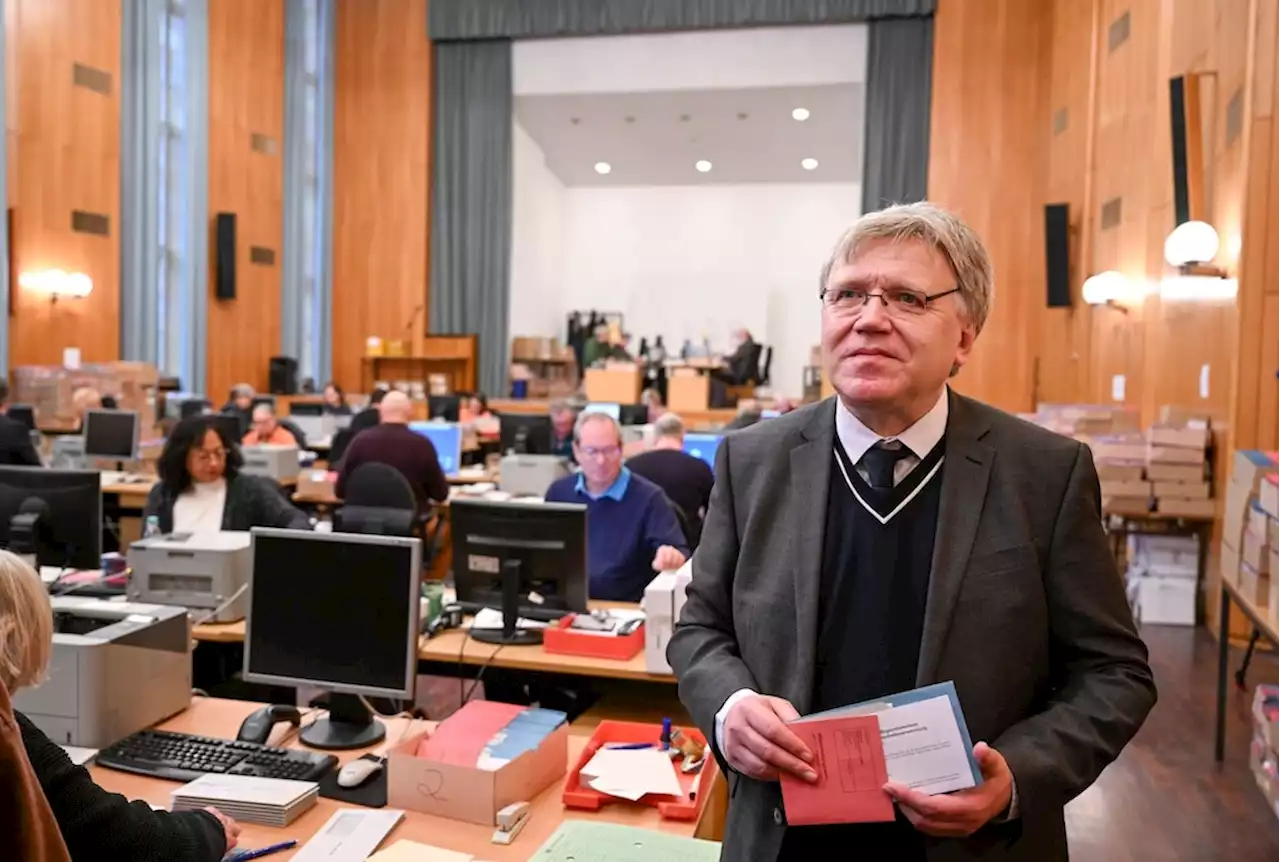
[
  {"left": 429, "top": 0, "right": 934, "bottom": 41},
  {"left": 861, "top": 16, "right": 933, "bottom": 210},
  {"left": 282, "top": 0, "right": 335, "bottom": 386},
  {"left": 429, "top": 40, "right": 513, "bottom": 397}
]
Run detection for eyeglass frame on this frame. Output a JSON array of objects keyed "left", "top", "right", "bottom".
[{"left": 818, "top": 284, "right": 962, "bottom": 316}]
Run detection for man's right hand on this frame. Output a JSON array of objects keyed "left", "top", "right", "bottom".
[{"left": 721, "top": 695, "right": 817, "bottom": 782}]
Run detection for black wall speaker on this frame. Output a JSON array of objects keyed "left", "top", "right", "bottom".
[
  {"left": 268, "top": 357, "right": 298, "bottom": 395},
  {"left": 215, "top": 212, "right": 237, "bottom": 300},
  {"left": 1169, "top": 76, "right": 1190, "bottom": 225},
  {"left": 1044, "top": 203, "right": 1072, "bottom": 308}
]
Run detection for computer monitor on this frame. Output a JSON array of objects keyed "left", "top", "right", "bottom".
[
  {"left": 289, "top": 402, "right": 324, "bottom": 417},
  {"left": 208, "top": 413, "right": 243, "bottom": 447},
  {"left": 450, "top": 499, "right": 588, "bottom": 645},
  {"left": 7, "top": 405, "right": 35, "bottom": 432},
  {"left": 243, "top": 528, "right": 421, "bottom": 750},
  {"left": 407, "top": 421, "right": 462, "bottom": 477},
  {"left": 498, "top": 414, "right": 553, "bottom": 455},
  {"left": 251, "top": 395, "right": 276, "bottom": 411},
  {"left": 179, "top": 398, "right": 213, "bottom": 419},
  {"left": 618, "top": 404, "right": 648, "bottom": 426},
  {"left": 682, "top": 433, "right": 723, "bottom": 472},
  {"left": 761, "top": 409, "right": 781, "bottom": 420},
  {"left": 427, "top": 395, "right": 461, "bottom": 422},
  {"left": 583, "top": 402, "right": 621, "bottom": 421},
  {"left": 83, "top": 409, "right": 140, "bottom": 461},
  {"left": 0, "top": 466, "right": 101, "bottom": 570}
]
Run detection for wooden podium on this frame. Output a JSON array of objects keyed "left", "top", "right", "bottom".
[{"left": 583, "top": 365, "right": 643, "bottom": 404}]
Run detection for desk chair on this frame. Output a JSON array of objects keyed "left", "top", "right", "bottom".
[
  {"left": 280, "top": 419, "right": 308, "bottom": 450},
  {"left": 758, "top": 346, "right": 773, "bottom": 387},
  {"left": 334, "top": 462, "right": 442, "bottom": 564}
]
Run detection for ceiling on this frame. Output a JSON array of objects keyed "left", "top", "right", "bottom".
[{"left": 514, "top": 83, "right": 864, "bottom": 187}]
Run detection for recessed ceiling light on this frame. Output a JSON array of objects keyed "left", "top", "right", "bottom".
[
  {"left": 695, "top": 160, "right": 712, "bottom": 173},
  {"left": 594, "top": 162, "right": 612, "bottom": 175},
  {"left": 801, "top": 158, "right": 819, "bottom": 171},
  {"left": 792, "top": 107, "right": 810, "bottom": 121}
]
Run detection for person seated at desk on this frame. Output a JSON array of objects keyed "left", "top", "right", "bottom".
[
  {"left": 321, "top": 381, "right": 352, "bottom": 416},
  {"left": 626, "top": 413, "right": 713, "bottom": 549},
  {"left": 0, "top": 551, "right": 240, "bottom": 861},
  {"left": 640, "top": 387, "right": 665, "bottom": 424},
  {"left": 241, "top": 403, "right": 297, "bottom": 448},
  {"left": 146, "top": 415, "right": 310, "bottom": 533},
  {"left": 219, "top": 383, "right": 255, "bottom": 435},
  {"left": 0, "top": 382, "right": 40, "bottom": 467},
  {"left": 549, "top": 400, "right": 578, "bottom": 462},
  {"left": 544, "top": 411, "right": 688, "bottom": 601},
  {"left": 0, "top": 678, "right": 69, "bottom": 861},
  {"left": 336, "top": 391, "right": 449, "bottom": 508},
  {"left": 723, "top": 398, "right": 763, "bottom": 431},
  {"left": 714, "top": 327, "right": 762, "bottom": 386}
]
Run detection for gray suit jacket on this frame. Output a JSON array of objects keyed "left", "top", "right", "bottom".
[{"left": 668, "top": 391, "right": 1156, "bottom": 862}]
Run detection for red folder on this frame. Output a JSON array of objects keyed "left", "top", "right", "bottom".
[{"left": 779, "top": 713, "right": 894, "bottom": 825}]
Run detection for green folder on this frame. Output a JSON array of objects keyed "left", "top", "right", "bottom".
[{"left": 531, "top": 822, "right": 721, "bottom": 862}]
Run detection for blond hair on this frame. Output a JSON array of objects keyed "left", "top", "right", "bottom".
[
  {"left": 818, "top": 202, "right": 995, "bottom": 333},
  {"left": 0, "top": 551, "right": 52, "bottom": 692}
]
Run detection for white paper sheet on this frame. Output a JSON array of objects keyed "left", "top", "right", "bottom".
[
  {"left": 876, "top": 695, "right": 976, "bottom": 795},
  {"left": 58, "top": 745, "right": 98, "bottom": 766},
  {"left": 291, "top": 809, "right": 405, "bottom": 862},
  {"left": 580, "top": 748, "right": 683, "bottom": 801}
]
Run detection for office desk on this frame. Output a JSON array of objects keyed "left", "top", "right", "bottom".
[
  {"left": 1215, "top": 576, "right": 1278, "bottom": 762},
  {"left": 90, "top": 697, "right": 702, "bottom": 861}
]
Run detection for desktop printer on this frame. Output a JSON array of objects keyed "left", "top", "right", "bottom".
[
  {"left": 499, "top": 454, "right": 570, "bottom": 498},
  {"left": 49, "top": 435, "right": 86, "bottom": 470},
  {"left": 14, "top": 597, "right": 191, "bottom": 747},
  {"left": 127, "top": 531, "right": 252, "bottom": 622},
  {"left": 642, "top": 561, "right": 692, "bottom": 674},
  {"left": 241, "top": 444, "right": 300, "bottom": 483}
]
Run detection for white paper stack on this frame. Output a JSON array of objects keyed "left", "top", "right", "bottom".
[
  {"left": 171, "top": 774, "right": 318, "bottom": 827},
  {"left": 580, "top": 748, "right": 683, "bottom": 802}
]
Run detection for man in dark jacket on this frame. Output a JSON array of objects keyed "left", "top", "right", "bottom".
[{"left": 0, "top": 382, "right": 40, "bottom": 467}]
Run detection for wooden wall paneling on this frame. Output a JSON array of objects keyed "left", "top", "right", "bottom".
[
  {"left": 927, "top": 0, "right": 1052, "bottom": 414},
  {"left": 206, "top": 0, "right": 285, "bottom": 403},
  {"left": 331, "top": 0, "right": 431, "bottom": 393},
  {"left": 8, "top": 0, "right": 122, "bottom": 368}
]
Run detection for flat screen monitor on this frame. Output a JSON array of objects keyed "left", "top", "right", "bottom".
[
  {"left": 243, "top": 529, "right": 421, "bottom": 750},
  {"left": 208, "top": 413, "right": 244, "bottom": 448},
  {"left": 583, "top": 402, "right": 621, "bottom": 421},
  {"left": 761, "top": 409, "right": 781, "bottom": 419},
  {"left": 408, "top": 421, "right": 462, "bottom": 477},
  {"left": 251, "top": 395, "right": 276, "bottom": 412},
  {"left": 618, "top": 404, "right": 648, "bottom": 426},
  {"left": 498, "top": 414, "right": 553, "bottom": 455},
  {"left": 289, "top": 402, "right": 324, "bottom": 417},
  {"left": 427, "top": 395, "right": 461, "bottom": 423},
  {"left": 0, "top": 466, "right": 101, "bottom": 570},
  {"left": 7, "top": 405, "right": 35, "bottom": 432},
  {"left": 682, "top": 433, "right": 723, "bottom": 472},
  {"left": 83, "top": 409, "right": 140, "bottom": 460},
  {"left": 450, "top": 499, "right": 588, "bottom": 617}
]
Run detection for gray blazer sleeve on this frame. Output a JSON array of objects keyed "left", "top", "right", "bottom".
[
  {"left": 667, "top": 435, "right": 760, "bottom": 762},
  {"left": 994, "top": 444, "right": 1157, "bottom": 822}
]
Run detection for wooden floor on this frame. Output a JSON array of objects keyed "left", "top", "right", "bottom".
[{"left": 1065, "top": 625, "right": 1277, "bottom": 861}]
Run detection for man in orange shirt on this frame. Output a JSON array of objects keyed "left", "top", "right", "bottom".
[{"left": 242, "top": 403, "right": 298, "bottom": 447}]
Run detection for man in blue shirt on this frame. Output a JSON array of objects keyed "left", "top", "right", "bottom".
[{"left": 544, "top": 411, "right": 689, "bottom": 601}]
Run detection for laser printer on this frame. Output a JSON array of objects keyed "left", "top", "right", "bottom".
[
  {"left": 14, "top": 597, "right": 191, "bottom": 747},
  {"left": 241, "top": 444, "right": 300, "bottom": 483},
  {"left": 499, "top": 454, "right": 570, "bottom": 498},
  {"left": 127, "top": 531, "right": 252, "bottom": 622}
]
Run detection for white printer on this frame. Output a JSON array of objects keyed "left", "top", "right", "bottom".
[
  {"left": 642, "top": 560, "right": 693, "bottom": 674},
  {"left": 499, "top": 454, "right": 570, "bottom": 498},
  {"left": 127, "top": 531, "right": 253, "bottom": 622},
  {"left": 241, "top": 444, "right": 300, "bottom": 483},
  {"left": 15, "top": 597, "right": 191, "bottom": 747}
]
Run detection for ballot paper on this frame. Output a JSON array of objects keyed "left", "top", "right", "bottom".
[
  {"left": 291, "top": 808, "right": 405, "bottom": 862},
  {"left": 171, "top": 774, "right": 318, "bottom": 827},
  {"left": 58, "top": 745, "right": 97, "bottom": 766},
  {"left": 579, "top": 747, "right": 684, "bottom": 801},
  {"left": 531, "top": 822, "right": 720, "bottom": 862},
  {"left": 366, "top": 840, "right": 474, "bottom": 862}
]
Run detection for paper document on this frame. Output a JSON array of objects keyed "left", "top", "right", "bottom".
[
  {"left": 367, "top": 840, "right": 474, "bottom": 862},
  {"left": 531, "top": 822, "right": 720, "bottom": 862},
  {"left": 579, "top": 747, "right": 683, "bottom": 801},
  {"left": 779, "top": 714, "right": 893, "bottom": 825},
  {"left": 469, "top": 607, "right": 551, "bottom": 631},
  {"left": 58, "top": 745, "right": 98, "bottom": 766},
  {"left": 291, "top": 808, "right": 405, "bottom": 862}
]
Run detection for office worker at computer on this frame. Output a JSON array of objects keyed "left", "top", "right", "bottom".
[
  {"left": 146, "top": 416, "right": 309, "bottom": 533},
  {"left": 241, "top": 403, "right": 297, "bottom": 448},
  {"left": 336, "top": 391, "right": 448, "bottom": 508},
  {"left": 321, "top": 381, "right": 351, "bottom": 416},
  {"left": 0, "top": 382, "right": 40, "bottom": 467},
  {"left": 219, "top": 383, "right": 255, "bottom": 435},
  {"left": 668, "top": 203, "right": 1154, "bottom": 862},
  {"left": 549, "top": 400, "right": 577, "bottom": 462},
  {"left": 544, "top": 412, "right": 687, "bottom": 601},
  {"left": 0, "top": 552, "right": 239, "bottom": 860},
  {"left": 626, "top": 413, "right": 713, "bottom": 549}
]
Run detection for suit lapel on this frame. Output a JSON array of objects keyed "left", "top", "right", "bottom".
[
  {"left": 916, "top": 391, "right": 993, "bottom": 686},
  {"left": 788, "top": 398, "right": 835, "bottom": 714}
]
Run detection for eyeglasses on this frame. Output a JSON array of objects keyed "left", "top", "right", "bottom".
[
  {"left": 578, "top": 445, "right": 622, "bottom": 460},
  {"left": 820, "top": 285, "right": 961, "bottom": 317},
  {"left": 193, "top": 447, "right": 227, "bottom": 463}
]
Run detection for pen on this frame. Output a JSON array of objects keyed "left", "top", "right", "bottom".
[
  {"left": 603, "top": 742, "right": 655, "bottom": 750},
  {"left": 224, "top": 840, "right": 298, "bottom": 861}
]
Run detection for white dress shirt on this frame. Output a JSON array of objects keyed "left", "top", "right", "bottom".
[{"left": 172, "top": 479, "right": 227, "bottom": 533}]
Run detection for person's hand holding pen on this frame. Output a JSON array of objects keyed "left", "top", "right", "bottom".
[{"left": 222, "top": 839, "right": 298, "bottom": 861}]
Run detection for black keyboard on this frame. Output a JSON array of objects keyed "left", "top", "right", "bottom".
[{"left": 96, "top": 729, "right": 338, "bottom": 783}]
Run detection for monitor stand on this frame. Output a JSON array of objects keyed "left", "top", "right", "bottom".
[
  {"left": 299, "top": 693, "right": 386, "bottom": 750},
  {"left": 468, "top": 559, "right": 545, "bottom": 646}
]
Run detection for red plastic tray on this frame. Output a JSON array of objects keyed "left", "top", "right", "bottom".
[
  {"left": 561, "top": 719, "right": 718, "bottom": 821},
  {"left": 542, "top": 615, "right": 644, "bottom": 660}
]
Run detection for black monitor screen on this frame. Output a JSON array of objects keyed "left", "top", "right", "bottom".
[
  {"left": 7, "top": 405, "right": 35, "bottom": 432},
  {"left": 428, "top": 395, "right": 461, "bottom": 422},
  {"left": 498, "top": 414, "right": 553, "bottom": 455},
  {"left": 244, "top": 530, "right": 420, "bottom": 698},
  {"left": 619, "top": 404, "right": 648, "bottom": 426},
  {"left": 208, "top": 413, "right": 243, "bottom": 447},
  {"left": 83, "top": 410, "right": 139, "bottom": 459},
  {"left": 289, "top": 402, "right": 324, "bottom": 417},
  {"left": 251, "top": 395, "right": 277, "bottom": 411},
  {"left": 0, "top": 467, "right": 101, "bottom": 569}
]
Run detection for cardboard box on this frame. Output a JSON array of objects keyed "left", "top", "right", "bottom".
[
  {"left": 1097, "top": 463, "right": 1145, "bottom": 482},
  {"left": 1147, "top": 445, "right": 1207, "bottom": 466},
  {"left": 1147, "top": 463, "right": 1205, "bottom": 483},
  {"left": 1101, "top": 480, "right": 1152, "bottom": 499},
  {"left": 1224, "top": 478, "right": 1257, "bottom": 551},
  {"left": 1129, "top": 534, "right": 1199, "bottom": 578},
  {"left": 296, "top": 469, "right": 336, "bottom": 499},
  {"left": 1270, "top": 517, "right": 1280, "bottom": 550},
  {"left": 1090, "top": 437, "right": 1147, "bottom": 462},
  {"left": 1153, "top": 481, "right": 1210, "bottom": 500},
  {"left": 386, "top": 724, "right": 568, "bottom": 826},
  {"left": 643, "top": 564, "right": 692, "bottom": 674},
  {"left": 1156, "top": 498, "right": 1215, "bottom": 519},
  {"left": 1148, "top": 424, "right": 1209, "bottom": 450},
  {"left": 1271, "top": 577, "right": 1279, "bottom": 627},
  {"left": 1221, "top": 543, "right": 1241, "bottom": 588},
  {"left": 1136, "top": 574, "right": 1196, "bottom": 625},
  {"left": 1239, "top": 560, "right": 1271, "bottom": 607},
  {"left": 1232, "top": 451, "right": 1278, "bottom": 493},
  {"left": 1105, "top": 496, "right": 1152, "bottom": 516},
  {"left": 1248, "top": 501, "right": 1272, "bottom": 539},
  {"left": 1243, "top": 527, "right": 1273, "bottom": 576},
  {"left": 1263, "top": 475, "right": 1279, "bottom": 519}
]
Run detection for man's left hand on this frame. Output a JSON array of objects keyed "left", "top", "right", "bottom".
[
  {"left": 884, "top": 742, "right": 1013, "bottom": 838},
  {"left": 652, "top": 545, "right": 687, "bottom": 572}
]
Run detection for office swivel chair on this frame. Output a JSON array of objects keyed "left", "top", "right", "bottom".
[
  {"left": 334, "top": 463, "right": 441, "bottom": 564},
  {"left": 279, "top": 419, "right": 308, "bottom": 450},
  {"left": 758, "top": 346, "right": 773, "bottom": 388}
]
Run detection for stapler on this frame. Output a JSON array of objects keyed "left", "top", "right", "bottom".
[{"left": 491, "top": 800, "right": 530, "bottom": 845}]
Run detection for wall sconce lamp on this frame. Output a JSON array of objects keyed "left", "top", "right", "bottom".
[
  {"left": 18, "top": 269, "right": 93, "bottom": 302},
  {"left": 1081, "top": 270, "right": 1132, "bottom": 312},
  {"left": 1163, "top": 220, "right": 1227, "bottom": 277}
]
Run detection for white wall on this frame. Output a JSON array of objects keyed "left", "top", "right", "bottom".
[{"left": 509, "top": 121, "right": 567, "bottom": 340}]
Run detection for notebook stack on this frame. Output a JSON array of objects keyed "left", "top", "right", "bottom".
[{"left": 171, "top": 774, "right": 319, "bottom": 826}]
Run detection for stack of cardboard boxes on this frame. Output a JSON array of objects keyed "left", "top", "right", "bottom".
[
  {"left": 1221, "top": 450, "right": 1280, "bottom": 627},
  {"left": 1090, "top": 435, "right": 1151, "bottom": 514},
  {"left": 1251, "top": 684, "right": 1279, "bottom": 815},
  {"left": 1125, "top": 534, "right": 1200, "bottom": 626},
  {"left": 1148, "top": 422, "right": 1214, "bottom": 519}
]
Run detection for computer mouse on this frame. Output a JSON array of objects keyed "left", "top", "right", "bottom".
[
  {"left": 235, "top": 704, "right": 302, "bottom": 745},
  {"left": 337, "top": 757, "right": 384, "bottom": 789}
]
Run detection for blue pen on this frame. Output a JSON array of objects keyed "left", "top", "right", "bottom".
[{"left": 225, "top": 840, "right": 297, "bottom": 861}]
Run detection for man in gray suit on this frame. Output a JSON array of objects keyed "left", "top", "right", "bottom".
[{"left": 668, "top": 202, "right": 1155, "bottom": 861}]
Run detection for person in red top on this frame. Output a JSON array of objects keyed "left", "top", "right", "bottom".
[
  {"left": 335, "top": 391, "right": 449, "bottom": 508},
  {"left": 241, "top": 403, "right": 298, "bottom": 447}
]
